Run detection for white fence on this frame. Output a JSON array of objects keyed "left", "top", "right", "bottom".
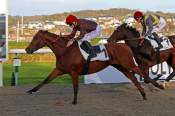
[{"left": 9, "top": 49, "right": 52, "bottom": 54}]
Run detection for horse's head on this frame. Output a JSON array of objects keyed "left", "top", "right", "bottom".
[
  {"left": 25, "top": 30, "right": 48, "bottom": 54},
  {"left": 108, "top": 23, "right": 140, "bottom": 42},
  {"left": 26, "top": 30, "right": 70, "bottom": 54}
]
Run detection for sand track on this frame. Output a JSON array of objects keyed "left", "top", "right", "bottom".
[{"left": 0, "top": 82, "right": 175, "bottom": 116}]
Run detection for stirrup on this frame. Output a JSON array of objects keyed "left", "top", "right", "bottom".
[
  {"left": 89, "top": 52, "right": 97, "bottom": 58},
  {"left": 156, "top": 44, "right": 163, "bottom": 49}
]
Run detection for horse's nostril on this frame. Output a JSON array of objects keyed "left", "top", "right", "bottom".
[
  {"left": 25, "top": 48, "right": 34, "bottom": 54},
  {"left": 25, "top": 48, "right": 29, "bottom": 52}
]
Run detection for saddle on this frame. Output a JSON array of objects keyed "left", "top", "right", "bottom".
[
  {"left": 79, "top": 41, "right": 109, "bottom": 61},
  {"left": 137, "top": 40, "right": 154, "bottom": 60},
  {"left": 145, "top": 36, "right": 173, "bottom": 51},
  {"left": 78, "top": 41, "right": 109, "bottom": 74},
  {"left": 80, "top": 43, "right": 103, "bottom": 56},
  {"left": 138, "top": 36, "right": 173, "bottom": 61}
]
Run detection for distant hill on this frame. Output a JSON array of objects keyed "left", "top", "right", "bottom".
[{"left": 9, "top": 8, "right": 175, "bottom": 26}]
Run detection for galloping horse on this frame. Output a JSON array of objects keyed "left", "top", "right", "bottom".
[
  {"left": 108, "top": 23, "right": 175, "bottom": 82},
  {"left": 25, "top": 30, "right": 163, "bottom": 104}
]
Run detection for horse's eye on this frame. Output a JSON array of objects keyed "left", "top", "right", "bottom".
[{"left": 116, "top": 28, "right": 119, "bottom": 32}]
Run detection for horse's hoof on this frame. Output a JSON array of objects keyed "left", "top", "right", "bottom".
[
  {"left": 27, "top": 90, "right": 34, "bottom": 94},
  {"left": 143, "top": 97, "right": 147, "bottom": 100},
  {"left": 164, "top": 82, "right": 170, "bottom": 88},
  {"left": 144, "top": 79, "right": 150, "bottom": 84},
  {"left": 72, "top": 101, "right": 77, "bottom": 105},
  {"left": 159, "top": 84, "right": 165, "bottom": 90},
  {"left": 161, "top": 81, "right": 169, "bottom": 88}
]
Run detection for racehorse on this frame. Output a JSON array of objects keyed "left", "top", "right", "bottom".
[
  {"left": 25, "top": 30, "right": 163, "bottom": 104},
  {"left": 108, "top": 23, "right": 175, "bottom": 83}
]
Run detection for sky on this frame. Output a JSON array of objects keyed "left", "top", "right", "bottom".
[
  {"left": 0, "top": 0, "right": 7, "bottom": 14},
  {"left": 8, "top": 0, "right": 175, "bottom": 16}
]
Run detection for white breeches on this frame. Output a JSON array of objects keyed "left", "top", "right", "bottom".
[{"left": 81, "top": 25, "right": 101, "bottom": 42}]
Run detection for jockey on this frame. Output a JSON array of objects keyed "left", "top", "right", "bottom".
[
  {"left": 65, "top": 14, "right": 101, "bottom": 58},
  {"left": 134, "top": 11, "right": 166, "bottom": 49}
]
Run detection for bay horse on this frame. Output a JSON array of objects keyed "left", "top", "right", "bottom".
[
  {"left": 25, "top": 30, "right": 163, "bottom": 104},
  {"left": 108, "top": 23, "right": 175, "bottom": 83}
]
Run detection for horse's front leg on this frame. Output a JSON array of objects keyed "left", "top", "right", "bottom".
[
  {"left": 139, "top": 63, "right": 150, "bottom": 83},
  {"left": 142, "top": 68, "right": 165, "bottom": 90},
  {"left": 27, "top": 68, "right": 64, "bottom": 94},
  {"left": 70, "top": 72, "right": 79, "bottom": 105},
  {"left": 112, "top": 65, "right": 147, "bottom": 100}
]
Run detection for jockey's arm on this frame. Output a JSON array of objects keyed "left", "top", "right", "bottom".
[
  {"left": 63, "top": 27, "right": 77, "bottom": 39},
  {"left": 142, "top": 24, "right": 147, "bottom": 37},
  {"left": 74, "top": 29, "right": 86, "bottom": 41},
  {"left": 144, "top": 16, "right": 153, "bottom": 37}
]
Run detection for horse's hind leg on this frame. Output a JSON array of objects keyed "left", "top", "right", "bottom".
[
  {"left": 165, "top": 54, "right": 175, "bottom": 82},
  {"left": 112, "top": 65, "right": 147, "bottom": 100},
  {"left": 27, "top": 68, "right": 64, "bottom": 94},
  {"left": 165, "top": 71, "right": 175, "bottom": 82}
]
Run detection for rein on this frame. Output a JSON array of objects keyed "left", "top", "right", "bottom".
[
  {"left": 41, "top": 34, "right": 66, "bottom": 49},
  {"left": 123, "top": 38, "right": 142, "bottom": 41},
  {"left": 50, "top": 36, "right": 60, "bottom": 44},
  {"left": 114, "top": 37, "right": 142, "bottom": 42}
]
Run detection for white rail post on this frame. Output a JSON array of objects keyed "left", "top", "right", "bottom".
[{"left": 0, "top": 61, "right": 3, "bottom": 87}]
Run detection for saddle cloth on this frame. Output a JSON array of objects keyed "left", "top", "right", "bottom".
[
  {"left": 78, "top": 41, "right": 109, "bottom": 61},
  {"left": 145, "top": 36, "right": 173, "bottom": 51}
]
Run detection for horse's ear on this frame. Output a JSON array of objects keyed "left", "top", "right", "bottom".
[
  {"left": 38, "top": 30, "right": 45, "bottom": 34},
  {"left": 44, "top": 30, "right": 48, "bottom": 33},
  {"left": 124, "top": 23, "right": 128, "bottom": 27}
]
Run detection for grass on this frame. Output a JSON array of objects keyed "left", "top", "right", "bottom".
[
  {"left": 3, "top": 62, "right": 84, "bottom": 86},
  {"left": 9, "top": 41, "right": 30, "bottom": 49},
  {"left": 6, "top": 41, "right": 91, "bottom": 86}
]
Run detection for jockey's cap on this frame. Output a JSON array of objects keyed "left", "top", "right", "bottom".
[
  {"left": 66, "top": 15, "right": 78, "bottom": 24},
  {"left": 134, "top": 11, "right": 143, "bottom": 20}
]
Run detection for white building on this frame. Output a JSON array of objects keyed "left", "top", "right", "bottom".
[
  {"left": 85, "top": 17, "right": 97, "bottom": 21},
  {"left": 99, "top": 16, "right": 113, "bottom": 20},
  {"left": 28, "top": 21, "right": 43, "bottom": 29},
  {"left": 43, "top": 21, "right": 55, "bottom": 30},
  {"left": 53, "top": 21, "right": 66, "bottom": 26}
]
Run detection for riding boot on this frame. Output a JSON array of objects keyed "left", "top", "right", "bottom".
[
  {"left": 152, "top": 33, "right": 163, "bottom": 49},
  {"left": 81, "top": 41, "right": 97, "bottom": 58},
  {"left": 89, "top": 48, "right": 97, "bottom": 58}
]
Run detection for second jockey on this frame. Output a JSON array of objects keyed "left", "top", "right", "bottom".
[
  {"left": 65, "top": 14, "right": 101, "bottom": 58},
  {"left": 134, "top": 11, "right": 166, "bottom": 49}
]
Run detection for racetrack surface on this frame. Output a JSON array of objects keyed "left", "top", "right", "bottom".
[{"left": 0, "top": 82, "right": 175, "bottom": 116}]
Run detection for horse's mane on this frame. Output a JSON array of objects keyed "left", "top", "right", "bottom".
[
  {"left": 39, "top": 30, "right": 58, "bottom": 38},
  {"left": 39, "top": 30, "right": 69, "bottom": 42},
  {"left": 118, "top": 23, "right": 140, "bottom": 37}
]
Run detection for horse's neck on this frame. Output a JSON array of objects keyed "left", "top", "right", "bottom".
[{"left": 46, "top": 39, "right": 67, "bottom": 58}]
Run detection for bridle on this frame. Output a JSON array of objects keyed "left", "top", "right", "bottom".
[{"left": 50, "top": 36, "right": 60, "bottom": 44}]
